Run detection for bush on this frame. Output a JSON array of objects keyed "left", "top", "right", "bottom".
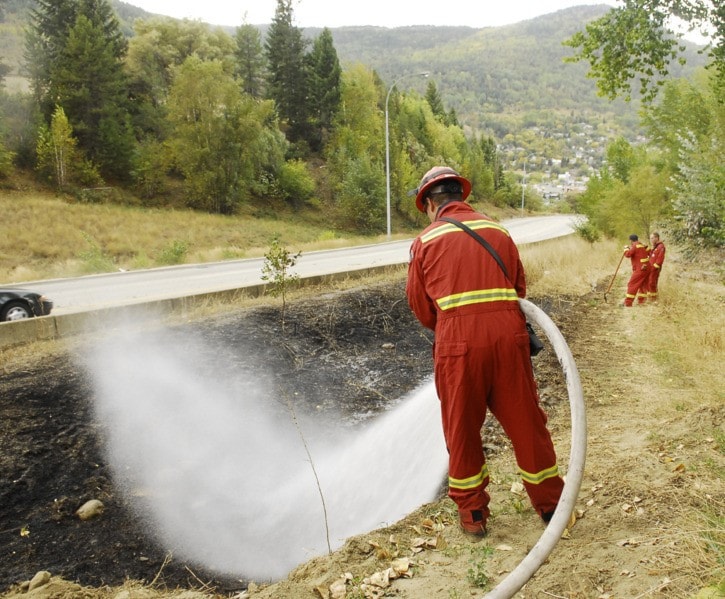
[{"left": 277, "top": 160, "right": 315, "bottom": 207}]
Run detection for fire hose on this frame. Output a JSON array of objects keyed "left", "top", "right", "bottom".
[{"left": 482, "top": 299, "right": 587, "bottom": 599}]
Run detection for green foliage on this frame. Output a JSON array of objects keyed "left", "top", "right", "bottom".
[
  {"left": 131, "top": 138, "right": 167, "bottom": 200},
  {"left": 643, "top": 76, "right": 724, "bottom": 249},
  {"left": 261, "top": 236, "right": 301, "bottom": 327},
  {"left": 35, "top": 105, "right": 76, "bottom": 189},
  {"left": 157, "top": 239, "right": 189, "bottom": 265},
  {"left": 306, "top": 28, "right": 342, "bottom": 151},
  {"left": 670, "top": 131, "right": 724, "bottom": 249},
  {"left": 0, "top": 142, "right": 13, "bottom": 178},
  {"left": 599, "top": 163, "right": 671, "bottom": 238},
  {"left": 336, "top": 155, "right": 385, "bottom": 233},
  {"left": 78, "top": 231, "right": 114, "bottom": 273},
  {"left": 265, "top": 0, "right": 311, "bottom": 146},
  {"left": 235, "top": 23, "right": 265, "bottom": 98},
  {"left": 276, "top": 160, "right": 315, "bottom": 207},
  {"left": 606, "top": 137, "right": 637, "bottom": 183},
  {"left": 166, "top": 56, "right": 282, "bottom": 214},
  {"left": 466, "top": 544, "right": 494, "bottom": 589},
  {"left": 564, "top": 0, "right": 722, "bottom": 103},
  {"left": 574, "top": 219, "right": 602, "bottom": 244},
  {"left": 27, "top": 0, "right": 133, "bottom": 179}
]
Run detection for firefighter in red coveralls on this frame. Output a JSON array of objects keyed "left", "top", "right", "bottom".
[
  {"left": 623, "top": 234, "right": 650, "bottom": 306},
  {"left": 646, "top": 232, "right": 666, "bottom": 301},
  {"left": 405, "top": 166, "right": 565, "bottom": 536}
]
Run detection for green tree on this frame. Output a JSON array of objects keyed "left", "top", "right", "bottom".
[
  {"left": 264, "top": 0, "right": 311, "bottom": 148},
  {"left": 235, "top": 23, "right": 266, "bottom": 98},
  {"left": 564, "top": 0, "right": 723, "bottom": 102},
  {"left": 425, "top": 80, "right": 446, "bottom": 122},
  {"left": 641, "top": 77, "right": 711, "bottom": 170},
  {"left": 606, "top": 137, "right": 638, "bottom": 183},
  {"left": 125, "top": 18, "right": 236, "bottom": 140},
  {"left": 261, "top": 236, "right": 301, "bottom": 330},
  {"left": 166, "top": 56, "right": 283, "bottom": 214},
  {"left": 35, "top": 105, "right": 76, "bottom": 189},
  {"left": 25, "top": 0, "right": 79, "bottom": 111},
  {"left": 325, "top": 65, "right": 385, "bottom": 229},
  {"left": 53, "top": 12, "right": 134, "bottom": 179},
  {"left": 599, "top": 164, "right": 671, "bottom": 237},
  {"left": 306, "top": 28, "right": 342, "bottom": 151}
]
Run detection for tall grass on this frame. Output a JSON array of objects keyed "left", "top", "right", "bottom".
[{"left": 520, "top": 236, "right": 622, "bottom": 296}]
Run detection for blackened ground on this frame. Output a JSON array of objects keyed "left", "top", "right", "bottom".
[{"left": 0, "top": 280, "right": 570, "bottom": 594}]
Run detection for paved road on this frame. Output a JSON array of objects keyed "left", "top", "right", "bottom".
[{"left": 11, "top": 214, "right": 579, "bottom": 315}]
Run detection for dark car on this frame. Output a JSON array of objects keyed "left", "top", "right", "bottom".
[{"left": 0, "top": 289, "right": 54, "bottom": 322}]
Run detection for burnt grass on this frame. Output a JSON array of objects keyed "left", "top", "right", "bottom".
[{"left": 0, "top": 280, "right": 572, "bottom": 594}]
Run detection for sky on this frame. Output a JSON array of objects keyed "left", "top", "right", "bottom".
[{"left": 123, "top": 0, "right": 619, "bottom": 29}]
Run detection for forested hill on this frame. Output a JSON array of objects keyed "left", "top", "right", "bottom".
[
  {"left": 1, "top": 1, "right": 706, "bottom": 139},
  {"left": 317, "top": 6, "right": 635, "bottom": 135}
]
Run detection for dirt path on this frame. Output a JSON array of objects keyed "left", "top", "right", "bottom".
[{"left": 0, "top": 276, "right": 722, "bottom": 599}]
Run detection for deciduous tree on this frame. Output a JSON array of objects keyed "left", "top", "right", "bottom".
[{"left": 564, "top": 0, "right": 723, "bottom": 102}]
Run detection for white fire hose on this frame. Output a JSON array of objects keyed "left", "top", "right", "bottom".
[{"left": 482, "top": 299, "right": 587, "bottom": 599}]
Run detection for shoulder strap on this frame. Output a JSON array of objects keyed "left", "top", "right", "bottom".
[{"left": 438, "top": 216, "right": 510, "bottom": 281}]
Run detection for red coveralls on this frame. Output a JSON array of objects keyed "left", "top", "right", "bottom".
[
  {"left": 406, "top": 202, "right": 564, "bottom": 532},
  {"left": 647, "top": 241, "right": 666, "bottom": 300},
  {"left": 624, "top": 241, "right": 650, "bottom": 306}
]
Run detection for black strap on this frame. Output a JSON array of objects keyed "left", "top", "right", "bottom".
[{"left": 438, "top": 216, "right": 510, "bottom": 281}]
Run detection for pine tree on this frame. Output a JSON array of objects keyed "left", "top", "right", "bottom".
[
  {"left": 235, "top": 23, "right": 266, "bottom": 98},
  {"left": 53, "top": 12, "right": 133, "bottom": 180},
  {"left": 264, "top": 0, "right": 311, "bottom": 148},
  {"left": 425, "top": 80, "right": 445, "bottom": 121},
  {"left": 27, "top": 0, "right": 133, "bottom": 180},
  {"left": 306, "top": 28, "right": 341, "bottom": 151}
]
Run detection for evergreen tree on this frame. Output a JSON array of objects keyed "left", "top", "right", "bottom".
[
  {"left": 26, "top": 0, "right": 133, "bottom": 180},
  {"left": 306, "top": 28, "right": 342, "bottom": 151},
  {"left": 54, "top": 12, "right": 133, "bottom": 180},
  {"left": 264, "top": 0, "right": 311, "bottom": 149},
  {"left": 425, "top": 80, "right": 445, "bottom": 121},
  {"left": 25, "top": 0, "right": 78, "bottom": 111},
  {"left": 235, "top": 23, "right": 266, "bottom": 98}
]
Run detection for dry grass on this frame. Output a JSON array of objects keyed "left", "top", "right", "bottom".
[
  {"left": 519, "top": 236, "right": 622, "bottom": 297},
  {"left": 0, "top": 190, "right": 395, "bottom": 283}
]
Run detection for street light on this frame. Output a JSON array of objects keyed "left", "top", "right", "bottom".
[
  {"left": 521, "top": 160, "right": 527, "bottom": 214},
  {"left": 385, "top": 71, "right": 429, "bottom": 239}
]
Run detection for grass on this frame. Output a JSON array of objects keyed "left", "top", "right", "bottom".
[{"left": 0, "top": 189, "right": 402, "bottom": 283}]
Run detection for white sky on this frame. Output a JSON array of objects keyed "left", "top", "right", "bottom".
[{"left": 123, "top": 0, "right": 618, "bottom": 29}]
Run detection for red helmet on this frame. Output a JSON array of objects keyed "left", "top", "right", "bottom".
[{"left": 411, "top": 166, "right": 472, "bottom": 213}]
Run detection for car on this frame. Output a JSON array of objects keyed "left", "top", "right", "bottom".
[{"left": 0, "top": 289, "right": 54, "bottom": 322}]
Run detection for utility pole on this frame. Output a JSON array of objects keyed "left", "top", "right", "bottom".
[{"left": 521, "top": 161, "right": 527, "bottom": 214}]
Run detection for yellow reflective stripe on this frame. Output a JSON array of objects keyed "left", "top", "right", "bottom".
[
  {"left": 449, "top": 464, "right": 490, "bottom": 490},
  {"left": 437, "top": 288, "right": 519, "bottom": 310},
  {"left": 421, "top": 219, "right": 510, "bottom": 244},
  {"left": 519, "top": 464, "right": 560, "bottom": 485}
]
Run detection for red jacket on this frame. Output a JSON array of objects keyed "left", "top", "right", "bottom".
[
  {"left": 625, "top": 241, "right": 649, "bottom": 272},
  {"left": 406, "top": 202, "right": 525, "bottom": 332},
  {"left": 649, "top": 241, "right": 666, "bottom": 270}
]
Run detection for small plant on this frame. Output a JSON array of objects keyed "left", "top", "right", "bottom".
[
  {"left": 574, "top": 219, "right": 601, "bottom": 244},
  {"left": 261, "top": 236, "right": 301, "bottom": 330},
  {"left": 78, "top": 232, "right": 115, "bottom": 273},
  {"left": 158, "top": 240, "right": 189, "bottom": 265},
  {"left": 467, "top": 545, "right": 494, "bottom": 589}
]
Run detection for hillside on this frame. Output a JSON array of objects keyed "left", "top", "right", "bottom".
[{"left": 0, "top": 2, "right": 709, "bottom": 187}]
